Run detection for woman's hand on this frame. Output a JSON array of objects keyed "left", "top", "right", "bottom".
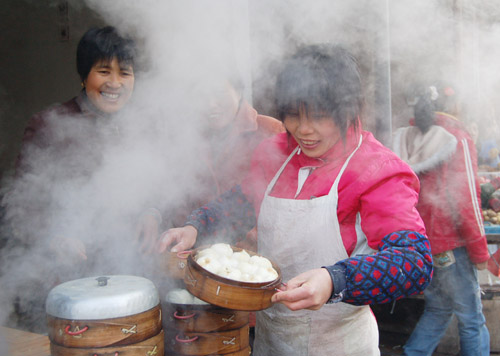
[
  {"left": 157, "top": 225, "right": 198, "bottom": 253},
  {"left": 135, "top": 213, "right": 160, "bottom": 254},
  {"left": 271, "top": 268, "right": 333, "bottom": 311}
]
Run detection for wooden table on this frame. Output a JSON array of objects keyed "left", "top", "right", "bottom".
[{"left": 1, "top": 326, "right": 50, "bottom": 356}]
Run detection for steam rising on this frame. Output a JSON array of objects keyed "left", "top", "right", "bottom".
[{"left": 1, "top": 0, "right": 500, "bottom": 333}]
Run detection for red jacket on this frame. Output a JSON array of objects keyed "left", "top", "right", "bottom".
[
  {"left": 394, "top": 112, "right": 489, "bottom": 263},
  {"left": 242, "top": 124, "right": 426, "bottom": 255}
]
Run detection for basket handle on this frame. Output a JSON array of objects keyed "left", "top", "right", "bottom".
[
  {"left": 173, "top": 311, "right": 197, "bottom": 320},
  {"left": 64, "top": 325, "right": 88, "bottom": 335},
  {"left": 175, "top": 334, "right": 199, "bottom": 343},
  {"left": 176, "top": 250, "right": 192, "bottom": 259}
]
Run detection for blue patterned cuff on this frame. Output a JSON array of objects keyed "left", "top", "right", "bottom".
[{"left": 323, "top": 264, "right": 347, "bottom": 303}]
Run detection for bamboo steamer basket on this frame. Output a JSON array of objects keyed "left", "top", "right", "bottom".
[
  {"left": 184, "top": 246, "right": 282, "bottom": 311},
  {"left": 166, "top": 324, "right": 249, "bottom": 356},
  {"left": 163, "top": 251, "right": 192, "bottom": 279},
  {"left": 45, "top": 275, "right": 162, "bottom": 348},
  {"left": 164, "top": 346, "right": 251, "bottom": 356},
  {"left": 50, "top": 329, "right": 164, "bottom": 356},
  {"left": 164, "top": 302, "right": 249, "bottom": 333}
]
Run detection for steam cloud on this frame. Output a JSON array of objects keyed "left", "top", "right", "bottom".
[{"left": 1, "top": 0, "right": 500, "bottom": 334}]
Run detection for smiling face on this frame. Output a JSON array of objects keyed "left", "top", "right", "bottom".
[
  {"left": 283, "top": 105, "right": 341, "bottom": 158},
  {"left": 206, "top": 80, "right": 241, "bottom": 130},
  {"left": 84, "top": 57, "right": 135, "bottom": 114}
]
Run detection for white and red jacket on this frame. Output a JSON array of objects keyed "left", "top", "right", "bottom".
[{"left": 393, "top": 112, "right": 489, "bottom": 263}]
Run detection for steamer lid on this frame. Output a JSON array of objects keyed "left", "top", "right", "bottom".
[{"left": 45, "top": 275, "right": 160, "bottom": 320}]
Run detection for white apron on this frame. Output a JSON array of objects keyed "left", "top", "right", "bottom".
[{"left": 254, "top": 137, "right": 379, "bottom": 356}]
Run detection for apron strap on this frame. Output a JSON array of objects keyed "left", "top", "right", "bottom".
[
  {"left": 265, "top": 146, "right": 300, "bottom": 195},
  {"left": 329, "top": 134, "right": 363, "bottom": 195}
]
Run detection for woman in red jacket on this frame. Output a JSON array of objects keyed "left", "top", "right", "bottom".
[
  {"left": 160, "top": 44, "right": 433, "bottom": 355},
  {"left": 393, "top": 84, "right": 490, "bottom": 356}
]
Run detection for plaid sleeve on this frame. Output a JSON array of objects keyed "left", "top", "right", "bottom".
[
  {"left": 184, "top": 185, "right": 256, "bottom": 242},
  {"left": 325, "top": 230, "right": 433, "bottom": 305}
]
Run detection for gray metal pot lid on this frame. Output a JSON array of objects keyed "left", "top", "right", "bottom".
[{"left": 45, "top": 275, "right": 160, "bottom": 320}]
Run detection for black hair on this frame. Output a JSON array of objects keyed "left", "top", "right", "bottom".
[
  {"left": 275, "top": 44, "right": 363, "bottom": 138},
  {"left": 410, "top": 83, "right": 457, "bottom": 133},
  {"left": 76, "top": 26, "right": 136, "bottom": 82},
  {"left": 414, "top": 94, "right": 435, "bottom": 134}
]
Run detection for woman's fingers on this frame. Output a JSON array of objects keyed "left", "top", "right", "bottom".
[
  {"left": 157, "top": 225, "right": 197, "bottom": 253},
  {"left": 272, "top": 268, "right": 333, "bottom": 311}
]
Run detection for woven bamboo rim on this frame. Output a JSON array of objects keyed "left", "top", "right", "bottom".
[
  {"left": 50, "top": 329, "right": 164, "bottom": 356},
  {"left": 166, "top": 324, "right": 249, "bottom": 356},
  {"left": 48, "top": 305, "right": 162, "bottom": 347}
]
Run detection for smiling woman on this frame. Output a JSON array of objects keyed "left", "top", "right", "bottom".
[
  {"left": 18, "top": 26, "right": 137, "bottom": 170},
  {"left": 9, "top": 26, "right": 137, "bottom": 333},
  {"left": 84, "top": 58, "right": 135, "bottom": 114},
  {"left": 77, "top": 26, "right": 136, "bottom": 114}
]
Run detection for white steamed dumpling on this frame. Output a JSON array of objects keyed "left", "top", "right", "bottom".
[
  {"left": 210, "top": 243, "right": 234, "bottom": 258},
  {"left": 195, "top": 244, "right": 278, "bottom": 283}
]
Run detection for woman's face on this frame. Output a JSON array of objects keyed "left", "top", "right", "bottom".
[
  {"left": 206, "top": 80, "right": 241, "bottom": 130},
  {"left": 284, "top": 106, "right": 341, "bottom": 158},
  {"left": 84, "top": 57, "right": 135, "bottom": 114}
]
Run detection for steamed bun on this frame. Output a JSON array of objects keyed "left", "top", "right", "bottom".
[{"left": 195, "top": 244, "right": 278, "bottom": 283}]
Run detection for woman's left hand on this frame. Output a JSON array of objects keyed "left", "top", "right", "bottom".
[{"left": 271, "top": 268, "right": 333, "bottom": 311}]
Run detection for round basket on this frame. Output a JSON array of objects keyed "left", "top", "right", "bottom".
[
  {"left": 50, "top": 329, "right": 164, "bottom": 356},
  {"left": 164, "top": 302, "right": 249, "bottom": 333},
  {"left": 166, "top": 324, "right": 249, "bottom": 356},
  {"left": 46, "top": 275, "right": 161, "bottom": 348},
  {"left": 184, "top": 246, "right": 282, "bottom": 311},
  {"left": 47, "top": 305, "right": 162, "bottom": 348}
]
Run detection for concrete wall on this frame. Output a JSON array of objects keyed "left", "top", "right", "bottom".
[{"left": 0, "top": 0, "right": 104, "bottom": 181}]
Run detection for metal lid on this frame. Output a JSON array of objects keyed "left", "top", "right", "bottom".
[{"left": 45, "top": 275, "right": 160, "bottom": 320}]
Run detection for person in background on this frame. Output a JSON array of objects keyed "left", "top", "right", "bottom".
[
  {"left": 136, "top": 72, "right": 284, "bottom": 253},
  {"left": 135, "top": 71, "right": 284, "bottom": 344},
  {"left": 19, "top": 26, "right": 136, "bottom": 170},
  {"left": 159, "top": 44, "right": 433, "bottom": 355},
  {"left": 5, "top": 25, "right": 136, "bottom": 332},
  {"left": 393, "top": 84, "right": 490, "bottom": 356}
]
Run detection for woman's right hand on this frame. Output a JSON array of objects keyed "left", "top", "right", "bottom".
[{"left": 157, "top": 225, "right": 198, "bottom": 253}]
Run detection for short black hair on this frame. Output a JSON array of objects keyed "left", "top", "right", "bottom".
[
  {"left": 76, "top": 26, "right": 136, "bottom": 82},
  {"left": 275, "top": 44, "right": 363, "bottom": 138},
  {"left": 409, "top": 83, "right": 457, "bottom": 133}
]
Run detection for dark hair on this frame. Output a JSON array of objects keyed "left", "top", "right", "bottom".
[
  {"left": 410, "top": 83, "right": 457, "bottom": 133},
  {"left": 414, "top": 94, "right": 435, "bottom": 133},
  {"left": 275, "top": 44, "right": 363, "bottom": 138},
  {"left": 76, "top": 26, "right": 136, "bottom": 82}
]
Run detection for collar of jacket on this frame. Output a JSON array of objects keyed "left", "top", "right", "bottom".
[
  {"left": 286, "top": 121, "right": 363, "bottom": 169},
  {"left": 394, "top": 118, "right": 457, "bottom": 174},
  {"left": 231, "top": 99, "right": 259, "bottom": 134}
]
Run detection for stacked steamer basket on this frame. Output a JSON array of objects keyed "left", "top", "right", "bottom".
[
  {"left": 162, "top": 245, "right": 281, "bottom": 356},
  {"left": 46, "top": 275, "right": 164, "bottom": 356}
]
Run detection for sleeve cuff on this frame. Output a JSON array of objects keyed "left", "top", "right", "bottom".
[
  {"left": 141, "top": 208, "right": 162, "bottom": 224},
  {"left": 322, "top": 264, "right": 347, "bottom": 303},
  {"left": 184, "top": 221, "right": 202, "bottom": 234}
]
